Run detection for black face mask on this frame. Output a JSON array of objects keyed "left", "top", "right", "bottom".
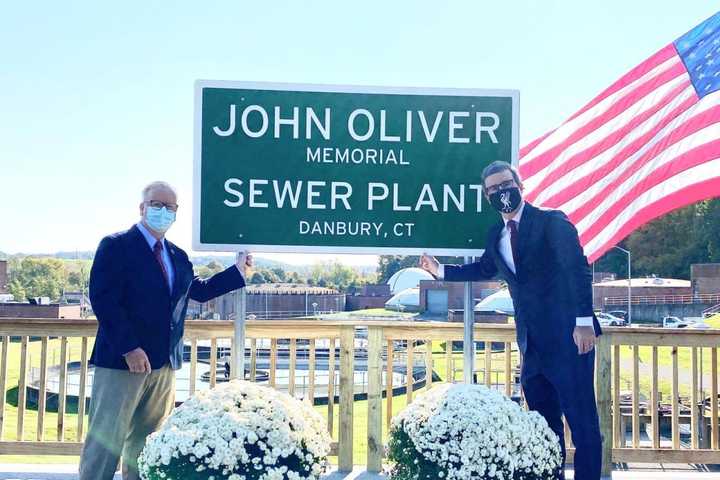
[{"left": 489, "top": 187, "right": 522, "bottom": 214}]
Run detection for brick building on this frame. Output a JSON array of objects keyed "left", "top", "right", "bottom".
[
  {"left": 691, "top": 263, "right": 720, "bottom": 295},
  {"left": 346, "top": 284, "right": 392, "bottom": 311},
  {"left": 0, "top": 303, "right": 82, "bottom": 319},
  {"left": 418, "top": 279, "right": 503, "bottom": 316}
]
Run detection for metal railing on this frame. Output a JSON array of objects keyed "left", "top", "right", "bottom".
[{"left": 604, "top": 293, "right": 720, "bottom": 306}]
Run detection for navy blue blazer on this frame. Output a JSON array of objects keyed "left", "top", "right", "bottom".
[
  {"left": 89, "top": 225, "right": 245, "bottom": 370},
  {"left": 444, "top": 203, "right": 601, "bottom": 358}
]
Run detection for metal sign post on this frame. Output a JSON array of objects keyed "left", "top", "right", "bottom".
[
  {"left": 232, "top": 257, "right": 247, "bottom": 380},
  {"left": 463, "top": 256, "right": 474, "bottom": 384}
]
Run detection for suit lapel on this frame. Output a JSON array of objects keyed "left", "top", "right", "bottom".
[
  {"left": 515, "top": 202, "right": 537, "bottom": 271},
  {"left": 167, "top": 242, "right": 184, "bottom": 301}
]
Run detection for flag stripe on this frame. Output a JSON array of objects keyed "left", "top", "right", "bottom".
[
  {"left": 525, "top": 79, "right": 694, "bottom": 204},
  {"left": 564, "top": 102, "right": 720, "bottom": 225},
  {"left": 564, "top": 44, "right": 680, "bottom": 123},
  {"left": 559, "top": 92, "right": 720, "bottom": 218},
  {"left": 584, "top": 169, "right": 720, "bottom": 262},
  {"left": 578, "top": 135, "right": 720, "bottom": 245},
  {"left": 535, "top": 91, "right": 697, "bottom": 209},
  {"left": 520, "top": 55, "right": 684, "bottom": 176}
]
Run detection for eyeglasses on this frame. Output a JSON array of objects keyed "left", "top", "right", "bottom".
[
  {"left": 485, "top": 179, "right": 516, "bottom": 195},
  {"left": 146, "top": 200, "right": 179, "bottom": 212}
]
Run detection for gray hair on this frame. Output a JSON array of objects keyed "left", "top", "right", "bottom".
[
  {"left": 480, "top": 161, "right": 522, "bottom": 189},
  {"left": 141, "top": 181, "right": 177, "bottom": 201}
]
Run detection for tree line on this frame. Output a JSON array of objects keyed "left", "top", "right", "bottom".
[{"left": 3, "top": 198, "right": 718, "bottom": 301}]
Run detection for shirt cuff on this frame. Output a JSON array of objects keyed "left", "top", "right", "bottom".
[
  {"left": 576, "top": 316, "right": 594, "bottom": 327},
  {"left": 437, "top": 264, "right": 445, "bottom": 279}
]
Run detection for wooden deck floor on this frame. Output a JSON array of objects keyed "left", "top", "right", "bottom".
[{"left": 0, "top": 464, "right": 718, "bottom": 480}]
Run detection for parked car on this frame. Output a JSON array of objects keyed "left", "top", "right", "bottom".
[
  {"left": 662, "top": 316, "right": 689, "bottom": 328},
  {"left": 607, "top": 310, "right": 628, "bottom": 322},
  {"left": 596, "top": 312, "right": 625, "bottom": 326}
]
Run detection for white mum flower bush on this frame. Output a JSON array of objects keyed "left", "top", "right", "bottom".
[
  {"left": 138, "top": 380, "right": 332, "bottom": 480},
  {"left": 387, "top": 384, "right": 563, "bottom": 480}
]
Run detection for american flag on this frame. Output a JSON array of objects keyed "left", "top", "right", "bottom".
[{"left": 519, "top": 11, "right": 720, "bottom": 263}]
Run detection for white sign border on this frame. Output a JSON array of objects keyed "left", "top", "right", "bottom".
[{"left": 193, "top": 80, "right": 520, "bottom": 255}]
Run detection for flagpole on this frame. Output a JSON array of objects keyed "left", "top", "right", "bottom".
[{"left": 463, "top": 256, "right": 474, "bottom": 384}]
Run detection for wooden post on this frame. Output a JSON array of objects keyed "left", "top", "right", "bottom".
[
  {"left": 17, "top": 336, "right": 28, "bottom": 441},
  {"left": 595, "top": 334, "right": 613, "bottom": 478},
  {"left": 504, "top": 342, "right": 512, "bottom": 397},
  {"left": 672, "top": 346, "right": 680, "bottom": 449},
  {"left": 308, "top": 339, "right": 316, "bottom": 402},
  {"left": 270, "top": 339, "right": 278, "bottom": 388},
  {"left": 56, "top": 336, "right": 68, "bottom": 441},
  {"left": 367, "top": 326, "right": 383, "bottom": 473},
  {"left": 37, "top": 337, "right": 48, "bottom": 441},
  {"left": 613, "top": 344, "right": 621, "bottom": 447},
  {"left": 406, "top": 340, "right": 414, "bottom": 404},
  {"left": 250, "top": 338, "right": 257, "bottom": 383},
  {"left": 0, "top": 336, "right": 8, "bottom": 441},
  {"left": 386, "top": 340, "right": 394, "bottom": 431},
  {"left": 189, "top": 338, "right": 198, "bottom": 395},
  {"left": 327, "top": 338, "right": 336, "bottom": 435},
  {"left": 209, "top": 337, "right": 218, "bottom": 388},
  {"left": 484, "top": 340, "right": 492, "bottom": 387},
  {"left": 651, "top": 346, "right": 660, "bottom": 449},
  {"left": 77, "top": 337, "right": 89, "bottom": 441},
  {"left": 338, "top": 326, "right": 354, "bottom": 471},
  {"left": 691, "top": 346, "right": 699, "bottom": 449},
  {"left": 289, "top": 338, "right": 297, "bottom": 397},
  {"left": 425, "top": 339, "right": 433, "bottom": 391},
  {"left": 712, "top": 347, "right": 718, "bottom": 450},
  {"left": 445, "top": 340, "right": 453, "bottom": 383},
  {"left": 632, "top": 344, "right": 640, "bottom": 448}
]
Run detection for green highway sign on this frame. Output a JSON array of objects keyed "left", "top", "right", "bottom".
[{"left": 193, "top": 81, "right": 519, "bottom": 255}]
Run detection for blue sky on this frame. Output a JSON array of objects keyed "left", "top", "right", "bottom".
[{"left": 0, "top": 1, "right": 716, "bottom": 266}]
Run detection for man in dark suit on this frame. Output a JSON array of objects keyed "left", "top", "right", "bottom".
[
  {"left": 79, "top": 181, "right": 251, "bottom": 480},
  {"left": 420, "top": 161, "right": 602, "bottom": 480}
]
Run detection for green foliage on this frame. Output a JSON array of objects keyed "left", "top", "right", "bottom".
[
  {"left": 594, "top": 198, "right": 720, "bottom": 279},
  {"left": 250, "top": 272, "right": 267, "bottom": 284},
  {"left": 7, "top": 257, "right": 67, "bottom": 301},
  {"left": 194, "top": 260, "right": 225, "bottom": 279},
  {"left": 377, "top": 256, "right": 419, "bottom": 283},
  {"left": 308, "top": 261, "right": 374, "bottom": 291},
  {"left": 386, "top": 425, "right": 444, "bottom": 480}
]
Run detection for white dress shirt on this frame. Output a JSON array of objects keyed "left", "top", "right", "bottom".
[{"left": 437, "top": 202, "right": 593, "bottom": 327}]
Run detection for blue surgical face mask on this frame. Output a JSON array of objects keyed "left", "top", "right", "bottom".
[{"left": 145, "top": 206, "right": 176, "bottom": 233}]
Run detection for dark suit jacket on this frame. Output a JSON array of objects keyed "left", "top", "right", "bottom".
[
  {"left": 444, "top": 203, "right": 601, "bottom": 358},
  {"left": 89, "top": 225, "right": 245, "bottom": 370}
]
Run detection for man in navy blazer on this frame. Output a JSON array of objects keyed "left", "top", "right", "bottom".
[
  {"left": 79, "top": 181, "right": 251, "bottom": 480},
  {"left": 420, "top": 162, "right": 603, "bottom": 480}
]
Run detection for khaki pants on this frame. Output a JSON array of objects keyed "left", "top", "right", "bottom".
[{"left": 79, "top": 365, "right": 175, "bottom": 480}]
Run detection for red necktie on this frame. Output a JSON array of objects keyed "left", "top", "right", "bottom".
[
  {"left": 507, "top": 220, "right": 520, "bottom": 272},
  {"left": 153, "top": 241, "right": 170, "bottom": 287}
]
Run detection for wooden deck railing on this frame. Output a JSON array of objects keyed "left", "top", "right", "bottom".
[{"left": 0, "top": 318, "right": 718, "bottom": 476}]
